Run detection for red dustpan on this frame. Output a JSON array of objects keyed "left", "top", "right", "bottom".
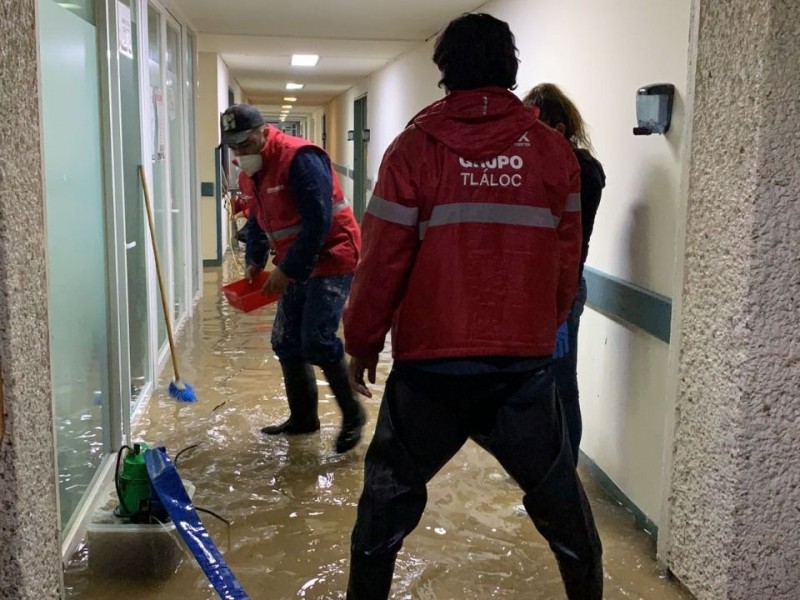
[{"left": 222, "top": 271, "right": 282, "bottom": 312}]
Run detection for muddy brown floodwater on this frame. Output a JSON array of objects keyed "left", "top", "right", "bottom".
[{"left": 65, "top": 262, "right": 691, "bottom": 600}]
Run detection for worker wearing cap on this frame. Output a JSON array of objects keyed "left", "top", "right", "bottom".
[{"left": 220, "top": 104, "right": 365, "bottom": 454}]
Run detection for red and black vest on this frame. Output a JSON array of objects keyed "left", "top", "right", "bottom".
[{"left": 238, "top": 126, "right": 361, "bottom": 277}]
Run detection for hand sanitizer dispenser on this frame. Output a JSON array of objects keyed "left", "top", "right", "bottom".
[{"left": 633, "top": 84, "right": 675, "bottom": 135}]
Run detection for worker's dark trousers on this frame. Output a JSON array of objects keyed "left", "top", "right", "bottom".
[
  {"left": 552, "top": 276, "right": 588, "bottom": 465},
  {"left": 346, "top": 363, "right": 603, "bottom": 600}
]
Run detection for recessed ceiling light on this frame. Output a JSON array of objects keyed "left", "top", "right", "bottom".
[
  {"left": 283, "top": 97, "right": 297, "bottom": 102},
  {"left": 291, "top": 54, "right": 319, "bottom": 67},
  {"left": 285, "top": 82, "right": 304, "bottom": 90}
]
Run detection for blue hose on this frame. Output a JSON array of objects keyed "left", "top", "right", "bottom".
[{"left": 145, "top": 448, "right": 249, "bottom": 599}]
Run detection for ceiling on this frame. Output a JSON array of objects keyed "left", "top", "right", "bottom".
[{"left": 168, "top": 0, "right": 486, "bottom": 118}]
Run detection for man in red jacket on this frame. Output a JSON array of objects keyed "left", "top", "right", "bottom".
[
  {"left": 221, "top": 104, "right": 365, "bottom": 453},
  {"left": 343, "top": 13, "right": 602, "bottom": 599}
]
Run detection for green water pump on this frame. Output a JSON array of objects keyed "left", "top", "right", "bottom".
[{"left": 115, "top": 442, "right": 156, "bottom": 520}]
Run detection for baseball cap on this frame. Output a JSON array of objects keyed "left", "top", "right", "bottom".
[{"left": 220, "top": 104, "right": 266, "bottom": 145}]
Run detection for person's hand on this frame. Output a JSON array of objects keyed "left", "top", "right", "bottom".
[
  {"left": 348, "top": 355, "right": 378, "bottom": 398},
  {"left": 262, "top": 267, "right": 291, "bottom": 296},
  {"left": 553, "top": 322, "right": 569, "bottom": 359},
  {"left": 244, "top": 264, "right": 261, "bottom": 284}
]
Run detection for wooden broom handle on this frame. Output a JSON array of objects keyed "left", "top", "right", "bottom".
[{"left": 139, "top": 165, "right": 181, "bottom": 382}]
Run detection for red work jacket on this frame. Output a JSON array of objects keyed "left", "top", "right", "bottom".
[{"left": 344, "top": 88, "right": 581, "bottom": 360}]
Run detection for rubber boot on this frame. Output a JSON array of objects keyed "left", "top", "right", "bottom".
[
  {"left": 261, "top": 361, "right": 320, "bottom": 435},
  {"left": 523, "top": 442, "right": 603, "bottom": 600},
  {"left": 320, "top": 359, "right": 366, "bottom": 453},
  {"left": 346, "top": 552, "right": 397, "bottom": 600}
]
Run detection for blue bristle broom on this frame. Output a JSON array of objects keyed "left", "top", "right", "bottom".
[{"left": 139, "top": 166, "right": 197, "bottom": 402}]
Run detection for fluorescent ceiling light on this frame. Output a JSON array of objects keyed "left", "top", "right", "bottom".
[
  {"left": 285, "top": 82, "right": 304, "bottom": 90},
  {"left": 281, "top": 105, "right": 293, "bottom": 109},
  {"left": 291, "top": 54, "right": 319, "bottom": 67},
  {"left": 283, "top": 97, "right": 297, "bottom": 102}
]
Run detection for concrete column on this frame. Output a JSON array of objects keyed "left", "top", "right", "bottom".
[
  {"left": 666, "top": 1, "right": 800, "bottom": 598},
  {"left": 0, "top": 1, "right": 63, "bottom": 599}
]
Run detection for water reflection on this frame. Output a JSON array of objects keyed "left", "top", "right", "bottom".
[{"left": 65, "top": 263, "right": 689, "bottom": 600}]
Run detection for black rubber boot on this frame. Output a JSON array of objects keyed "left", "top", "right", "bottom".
[
  {"left": 261, "top": 361, "right": 320, "bottom": 435},
  {"left": 346, "top": 552, "right": 397, "bottom": 600},
  {"left": 523, "top": 442, "right": 603, "bottom": 600},
  {"left": 321, "top": 359, "right": 366, "bottom": 453}
]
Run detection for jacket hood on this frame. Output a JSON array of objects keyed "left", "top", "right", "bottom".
[{"left": 412, "top": 88, "right": 539, "bottom": 161}]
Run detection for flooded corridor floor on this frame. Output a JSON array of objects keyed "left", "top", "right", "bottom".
[{"left": 65, "top": 263, "right": 691, "bottom": 600}]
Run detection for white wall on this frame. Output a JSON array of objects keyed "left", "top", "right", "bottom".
[
  {"left": 325, "top": 86, "right": 359, "bottom": 203},
  {"left": 325, "top": 41, "right": 441, "bottom": 203},
  {"left": 197, "top": 52, "right": 219, "bottom": 261},
  {"left": 197, "top": 52, "right": 242, "bottom": 261},
  {"left": 216, "top": 56, "right": 241, "bottom": 247},
  {"left": 496, "top": 0, "right": 691, "bottom": 526},
  {"left": 310, "top": 109, "right": 325, "bottom": 147},
  {"left": 327, "top": 0, "right": 693, "bottom": 526}
]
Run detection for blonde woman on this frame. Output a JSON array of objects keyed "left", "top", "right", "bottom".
[{"left": 523, "top": 84, "right": 606, "bottom": 465}]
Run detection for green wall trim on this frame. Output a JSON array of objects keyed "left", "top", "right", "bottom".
[
  {"left": 579, "top": 451, "right": 659, "bottom": 541},
  {"left": 583, "top": 266, "right": 672, "bottom": 343}
]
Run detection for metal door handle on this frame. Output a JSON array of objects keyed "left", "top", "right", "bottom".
[{"left": 125, "top": 241, "right": 137, "bottom": 250}]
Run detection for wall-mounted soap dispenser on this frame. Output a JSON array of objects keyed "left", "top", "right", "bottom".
[{"left": 633, "top": 84, "right": 675, "bottom": 135}]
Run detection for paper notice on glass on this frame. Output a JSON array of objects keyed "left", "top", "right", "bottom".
[
  {"left": 154, "top": 89, "right": 166, "bottom": 158},
  {"left": 167, "top": 86, "right": 176, "bottom": 121},
  {"left": 117, "top": 2, "right": 133, "bottom": 59}
]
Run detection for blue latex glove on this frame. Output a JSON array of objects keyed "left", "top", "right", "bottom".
[{"left": 553, "top": 322, "right": 569, "bottom": 359}]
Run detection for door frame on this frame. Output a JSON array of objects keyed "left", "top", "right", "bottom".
[{"left": 352, "top": 94, "right": 368, "bottom": 220}]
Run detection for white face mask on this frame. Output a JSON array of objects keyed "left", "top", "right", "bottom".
[{"left": 237, "top": 154, "right": 263, "bottom": 176}]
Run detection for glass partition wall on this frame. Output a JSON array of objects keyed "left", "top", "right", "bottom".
[{"left": 37, "top": 0, "right": 199, "bottom": 550}]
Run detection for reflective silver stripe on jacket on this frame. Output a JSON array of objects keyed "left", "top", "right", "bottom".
[
  {"left": 270, "top": 200, "right": 349, "bottom": 241},
  {"left": 365, "top": 195, "right": 419, "bottom": 226},
  {"left": 418, "top": 202, "right": 558, "bottom": 240},
  {"left": 271, "top": 224, "right": 302, "bottom": 240},
  {"left": 566, "top": 193, "right": 581, "bottom": 212}
]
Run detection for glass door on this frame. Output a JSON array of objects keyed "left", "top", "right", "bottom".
[
  {"left": 147, "top": 3, "right": 170, "bottom": 351},
  {"left": 38, "top": 0, "right": 112, "bottom": 531},
  {"left": 186, "top": 30, "right": 201, "bottom": 298},
  {"left": 118, "top": 0, "right": 150, "bottom": 405},
  {"left": 166, "top": 19, "right": 187, "bottom": 321}
]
